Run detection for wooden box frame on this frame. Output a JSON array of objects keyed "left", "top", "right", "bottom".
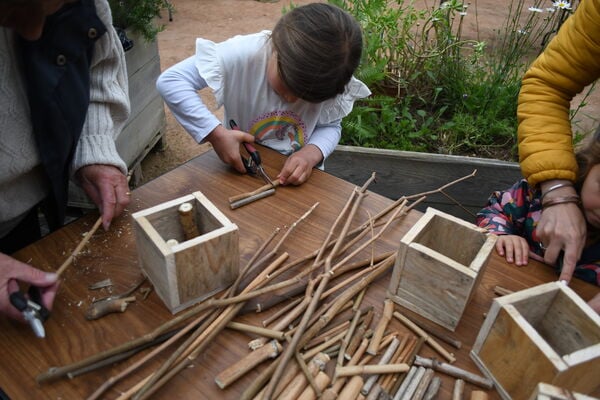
[
  {"left": 387, "top": 207, "right": 496, "bottom": 330},
  {"left": 471, "top": 282, "right": 600, "bottom": 400},
  {"left": 529, "top": 383, "right": 598, "bottom": 400},
  {"left": 132, "top": 191, "right": 239, "bottom": 313}
]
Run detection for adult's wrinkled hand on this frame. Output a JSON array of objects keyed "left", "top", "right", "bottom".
[
  {"left": 77, "top": 164, "right": 130, "bottom": 231},
  {"left": 537, "top": 201, "right": 586, "bottom": 282}
]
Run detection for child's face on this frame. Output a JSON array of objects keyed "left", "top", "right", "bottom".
[
  {"left": 267, "top": 52, "right": 298, "bottom": 104},
  {"left": 0, "top": 0, "right": 73, "bottom": 40},
  {"left": 581, "top": 164, "right": 600, "bottom": 229}
]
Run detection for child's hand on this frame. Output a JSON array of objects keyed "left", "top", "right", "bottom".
[
  {"left": 278, "top": 145, "right": 322, "bottom": 185},
  {"left": 588, "top": 292, "right": 600, "bottom": 314},
  {"left": 207, "top": 125, "right": 254, "bottom": 173},
  {"left": 494, "top": 234, "right": 530, "bottom": 266}
]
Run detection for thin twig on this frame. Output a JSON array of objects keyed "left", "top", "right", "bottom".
[{"left": 56, "top": 217, "right": 103, "bottom": 277}]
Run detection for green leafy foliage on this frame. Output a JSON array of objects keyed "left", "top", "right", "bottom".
[
  {"left": 109, "top": 0, "right": 174, "bottom": 42},
  {"left": 329, "top": 0, "right": 590, "bottom": 160}
]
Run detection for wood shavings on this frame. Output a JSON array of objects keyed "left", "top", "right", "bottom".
[{"left": 88, "top": 278, "right": 113, "bottom": 290}]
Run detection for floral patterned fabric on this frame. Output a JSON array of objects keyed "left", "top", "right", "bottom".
[{"left": 476, "top": 179, "right": 600, "bottom": 286}]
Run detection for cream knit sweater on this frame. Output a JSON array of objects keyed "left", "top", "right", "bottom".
[{"left": 0, "top": 0, "right": 129, "bottom": 238}]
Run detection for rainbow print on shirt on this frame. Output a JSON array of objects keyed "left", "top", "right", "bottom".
[{"left": 249, "top": 111, "right": 306, "bottom": 155}]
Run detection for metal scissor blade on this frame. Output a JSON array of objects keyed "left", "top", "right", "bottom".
[{"left": 257, "top": 166, "right": 274, "bottom": 186}]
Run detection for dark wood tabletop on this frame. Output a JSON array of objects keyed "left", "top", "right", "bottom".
[{"left": 1, "top": 146, "right": 598, "bottom": 400}]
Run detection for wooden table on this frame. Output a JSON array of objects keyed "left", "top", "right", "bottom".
[{"left": 1, "top": 147, "right": 597, "bottom": 400}]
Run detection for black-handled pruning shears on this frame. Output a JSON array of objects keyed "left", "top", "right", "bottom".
[
  {"left": 10, "top": 285, "right": 50, "bottom": 338},
  {"left": 229, "top": 120, "right": 274, "bottom": 186}
]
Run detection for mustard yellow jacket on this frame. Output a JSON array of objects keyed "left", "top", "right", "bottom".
[{"left": 518, "top": 0, "right": 600, "bottom": 186}]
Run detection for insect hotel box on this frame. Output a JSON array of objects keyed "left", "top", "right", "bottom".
[
  {"left": 471, "top": 282, "right": 600, "bottom": 400},
  {"left": 387, "top": 207, "right": 496, "bottom": 331},
  {"left": 529, "top": 382, "right": 598, "bottom": 400},
  {"left": 132, "top": 191, "right": 239, "bottom": 313}
]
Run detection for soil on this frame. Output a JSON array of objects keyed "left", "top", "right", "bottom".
[{"left": 139, "top": 0, "right": 600, "bottom": 185}]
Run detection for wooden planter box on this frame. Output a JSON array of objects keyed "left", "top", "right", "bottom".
[
  {"left": 471, "top": 282, "right": 600, "bottom": 400},
  {"left": 69, "top": 29, "right": 166, "bottom": 208},
  {"left": 529, "top": 383, "right": 598, "bottom": 400},
  {"left": 387, "top": 207, "right": 496, "bottom": 331},
  {"left": 132, "top": 192, "right": 239, "bottom": 313},
  {"left": 326, "top": 145, "right": 522, "bottom": 221}
]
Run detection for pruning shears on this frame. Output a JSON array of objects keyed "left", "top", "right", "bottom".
[
  {"left": 229, "top": 120, "right": 274, "bottom": 186},
  {"left": 10, "top": 285, "right": 50, "bottom": 338}
]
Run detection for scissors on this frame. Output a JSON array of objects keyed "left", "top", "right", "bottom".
[
  {"left": 10, "top": 286, "right": 50, "bottom": 338},
  {"left": 229, "top": 120, "right": 274, "bottom": 186}
]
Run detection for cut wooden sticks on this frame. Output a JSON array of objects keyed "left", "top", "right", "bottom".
[
  {"left": 75, "top": 171, "right": 480, "bottom": 399},
  {"left": 229, "top": 181, "right": 280, "bottom": 204},
  {"left": 84, "top": 296, "right": 135, "bottom": 320},
  {"left": 336, "top": 363, "right": 410, "bottom": 377},
  {"left": 405, "top": 314, "right": 462, "bottom": 350},
  {"left": 296, "top": 370, "right": 331, "bottom": 400},
  {"left": 367, "top": 299, "right": 394, "bottom": 355},
  {"left": 326, "top": 337, "right": 369, "bottom": 399},
  {"left": 226, "top": 321, "right": 285, "bottom": 341},
  {"left": 392, "top": 365, "right": 418, "bottom": 400},
  {"left": 177, "top": 202, "right": 200, "bottom": 240},
  {"left": 452, "top": 378, "right": 465, "bottom": 400},
  {"left": 230, "top": 188, "right": 276, "bottom": 209},
  {"left": 56, "top": 216, "right": 103, "bottom": 276},
  {"left": 361, "top": 335, "right": 401, "bottom": 395},
  {"left": 471, "top": 390, "right": 490, "bottom": 400},
  {"left": 424, "top": 376, "right": 442, "bottom": 400},
  {"left": 336, "top": 291, "right": 367, "bottom": 372},
  {"left": 215, "top": 340, "right": 282, "bottom": 389},
  {"left": 411, "top": 368, "right": 435, "bottom": 400},
  {"left": 414, "top": 356, "right": 493, "bottom": 389},
  {"left": 378, "top": 333, "right": 410, "bottom": 393},
  {"left": 274, "top": 353, "right": 330, "bottom": 400},
  {"left": 133, "top": 253, "right": 291, "bottom": 399},
  {"left": 261, "top": 175, "right": 377, "bottom": 399},
  {"left": 494, "top": 285, "right": 514, "bottom": 296},
  {"left": 345, "top": 310, "right": 374, "bottom": 360},
  {"left": 393, "top": 311, "right": 456, "bottom": 364}
]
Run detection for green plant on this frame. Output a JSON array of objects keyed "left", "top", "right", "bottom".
[
  {"left": 109, "top": 0, "right": 174, "bottom": 42},
  {"left": 329, "top": 0, "right": 588, "bottom": 161}
]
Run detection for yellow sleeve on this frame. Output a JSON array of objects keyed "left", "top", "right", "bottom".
[{"left": 517, "top": 0, "right": 600, "bottom": 186}]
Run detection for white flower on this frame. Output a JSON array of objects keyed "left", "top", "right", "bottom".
[
  {"left": 552, "top": 1, "right": 572, "bottom": 9},
  {"left": 459, "top": 11, "right": 468, "bottom": 16},
  {"left": 528, "top": 7, "right": 543, "bottom": 12},
  {"left": 546, "top": 7, "right": 556, "bottom": 12}
]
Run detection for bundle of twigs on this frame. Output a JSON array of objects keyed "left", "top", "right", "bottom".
[{"left": 37, "top": 170, "right": 478, "bottom": 399}]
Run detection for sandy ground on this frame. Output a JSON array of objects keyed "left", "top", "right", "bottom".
[{"left": 138, "top": 0, "right": 600, "bottom": 185}]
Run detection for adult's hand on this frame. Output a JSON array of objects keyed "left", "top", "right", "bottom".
[
  {"left": 77, "top": 164, "right": 130, "bottom": 231},
  {"left": 207, "top": 125, "right": 255, "bottom": 174},
  {"left": 537, "top": 181, "right": 586, "bottom": 283},
  {"left": 0, "top": 253, "right": 59, "bottom": 321}
]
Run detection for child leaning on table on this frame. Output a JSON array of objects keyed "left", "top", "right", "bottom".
[
  {"left": 476, "top": 131, "right": 600, "bottom": 312},
  {"left": 156, "top": 3, "right": 370, "bottom": 186}
]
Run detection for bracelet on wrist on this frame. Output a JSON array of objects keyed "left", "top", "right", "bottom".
[
  {"left": 542, "top": 195, "right": 581, "bottom": 208},
  {"left": 540, "top": 182, "right": 575, "bottom": 202}
]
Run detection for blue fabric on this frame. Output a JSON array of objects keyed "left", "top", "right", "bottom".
[{"left": 18, "top": 0, "right": 106, "bottom": 227}]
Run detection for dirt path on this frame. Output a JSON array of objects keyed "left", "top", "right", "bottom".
[{"left": 139, "top": 0, "right": 599, "bottom": 185}]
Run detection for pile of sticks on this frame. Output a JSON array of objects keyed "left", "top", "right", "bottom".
[{"left": 37, "top": 171, "right": 483, "bottom": 399}]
